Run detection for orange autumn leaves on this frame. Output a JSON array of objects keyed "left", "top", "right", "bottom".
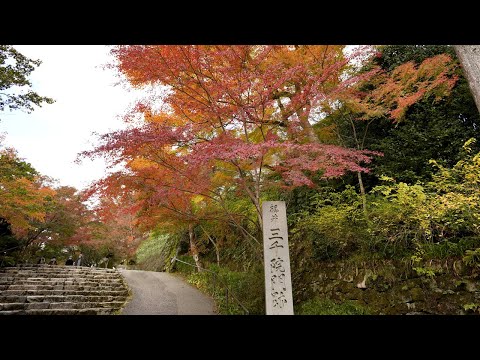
[
  {"left": 0, "top": 142, "right": 142, "bottom": 255},
  {"left": 0, "top": 146, "right": 54, "bottom": 237},
  {"left": 348, "top": 53, "right": 458, "bottom": 121},
  {"left": 80, "top": 46, "right": 459, "bottom": 240}
]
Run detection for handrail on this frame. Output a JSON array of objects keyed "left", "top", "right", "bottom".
[
  {"left": 0, "top": 244, "right": 24, "bottom": 267},
  {"left": 1, "top": 244, "right": 23, "bottom": 254},
  {"left": 171, "top": 256, "right": 249, "bottom": 315}
]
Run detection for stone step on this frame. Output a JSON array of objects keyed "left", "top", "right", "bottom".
[
  {"left": 0, "top": 310, "right": 24, "bottom": 315},
  {"left": 0, "top": 295, "right": 27, "bottom": 303},
  {"left": 0, "top": 266, "right": 129, "bottom": 315},
  {"left": 0, "top": 272, "right": 122, "bottom": 278},
  {"left": 0, "top": 294, "right": 128, "bottom": 304},
  {"left": 22, "top": 301, "right": 126, "bottom": 310},
  {"left": 0, "top": 268, "right": 118, "bottom": 275},
  {"left": 1, "top": 289, "right": 129, "bottom": 297},
  {"left": 0, "top": 269, "right": 118, "bottom": 276},
  {"left": 4, "top": 285, "right": 124, "bottom": 292},
  {"left": 2, "top": 279, "right": 123, "bottom": 286},
  {"left": 1, "top": 283, "right": 123, "bottom": 290},
  {"left": 0, "top": 308, "right": 118, "bottom": 315},
  {"left": 26, "top": 295, "right": 128, "bottom": 303},
  {"left": 0, "top": 277, "right": 122, "bottom": 284},
  {"left": 1, "top": 264, "right": 117, "bottom": 270},
  {"left": 0, "top": 303, "right": 25, "bottom": 311},
  {"left": 0, "top": 267, "right": 116, "bottom": 271},
  {"left": 31, "top": 308, "right": 119, "bottom": 315}
]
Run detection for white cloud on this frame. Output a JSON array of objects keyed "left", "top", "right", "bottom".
[{"left": 0, "top": 45, "right": 143, "bottom": 190}]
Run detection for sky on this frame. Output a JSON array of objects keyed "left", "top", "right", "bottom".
[{"left": 0, "top": 45, "right": 144, "bottom": 190}]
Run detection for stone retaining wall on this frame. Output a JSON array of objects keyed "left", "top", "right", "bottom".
[{"left": 294, "top": 259, "right": 480, "bottom": 314}]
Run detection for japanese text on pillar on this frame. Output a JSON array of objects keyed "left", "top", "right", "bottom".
[{"left": 268, "top": 204, "right": 288, "bottom": 309}]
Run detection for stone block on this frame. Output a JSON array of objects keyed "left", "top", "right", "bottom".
[
  {"left": 2, "top": 303, "right": 25, "bottom": 310},
  {"left": 27, "top": 303, "right": 50, "bottom": 310}
]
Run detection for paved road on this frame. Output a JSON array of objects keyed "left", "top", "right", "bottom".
[{"left": 118, "top": 269, "right": 216, "bottom": 315}]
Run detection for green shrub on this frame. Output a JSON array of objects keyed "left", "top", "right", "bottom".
[
  {"left": 290, "top": 186, "right": 368, "bottom": 261},
  {"left": 0, "top": 255, "right": 16, "bottom": 267},
  {"left": 183, "top": 263, "right": 265, "bottom": 315},
  {"left": 463, "top": 248, "right": 480, "bottom": 269},
  {"left": 136, "top": 233, "right": 179, "bottom": 272},
  {"left": 421, "top": 237, "right": 480, "bottom": 259},
  {"left": 175, "top": 255, "right": 197, "bottom": 275}
]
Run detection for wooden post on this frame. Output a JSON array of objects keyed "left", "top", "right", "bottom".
[{"left": 262, "top": 201, "right": 294, "bottom": 315}]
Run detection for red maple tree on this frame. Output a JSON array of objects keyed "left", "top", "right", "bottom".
[
  {"left": 84, "top": 46, "right": 379, "bottom": 222},
  {"left": 80, "top": 45, "right": 457, "bottom": 262}
]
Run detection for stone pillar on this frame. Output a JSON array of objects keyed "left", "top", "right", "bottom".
[
  {"left": 262, "top": 201, "right": 294, "bottom": 315},
  {"left": 454, "top": 45, "right": 480, "bottom": 114}
]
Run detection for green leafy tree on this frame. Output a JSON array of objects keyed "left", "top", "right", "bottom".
[
  {"left": 322, "top": 45, "right": 480, "bottom": 188},
  {"left": 0, "top": 45, "right": 54, "bottom": 115},
  {"left": 368, "top": 77, "right": 480, "bottom": 184},
  {"left": 376, "top": 45, "right": 455, "bottom": 71},
  {"left": 365, "top": 46, "right": 480, "bottom": 184}
]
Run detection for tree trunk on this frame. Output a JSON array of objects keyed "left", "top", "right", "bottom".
[
  {"left": 188, "top": 223, "right": 203, "bottom": 271},
  {"left": 200, "top": 226, "right": 220, "bottom": 266},
  {"left": 357, "top": 172, "right": 367, "bottom": 215},
  {"left": 169, "top": 243, "right": 182, "bottom": 272},
  {"left": 454, "top": 45, "right": 480, "bottom": 114},
  {"left": 213, "top": 241, "right": 220, "bottom": 266},
  {"left": 296, "top": 103, "right": 319, "bottom": 143},
  {"left": 347, "top": 114, "right": 368, "bottom": 215}
]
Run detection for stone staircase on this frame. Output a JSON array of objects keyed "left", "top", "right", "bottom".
[{"left": 0, "top": 264, "right": 130, "bottom": 315}]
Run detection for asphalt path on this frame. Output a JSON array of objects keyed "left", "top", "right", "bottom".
[{"left": 119, "top": 269, "right": 216, "bottom": 315}]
